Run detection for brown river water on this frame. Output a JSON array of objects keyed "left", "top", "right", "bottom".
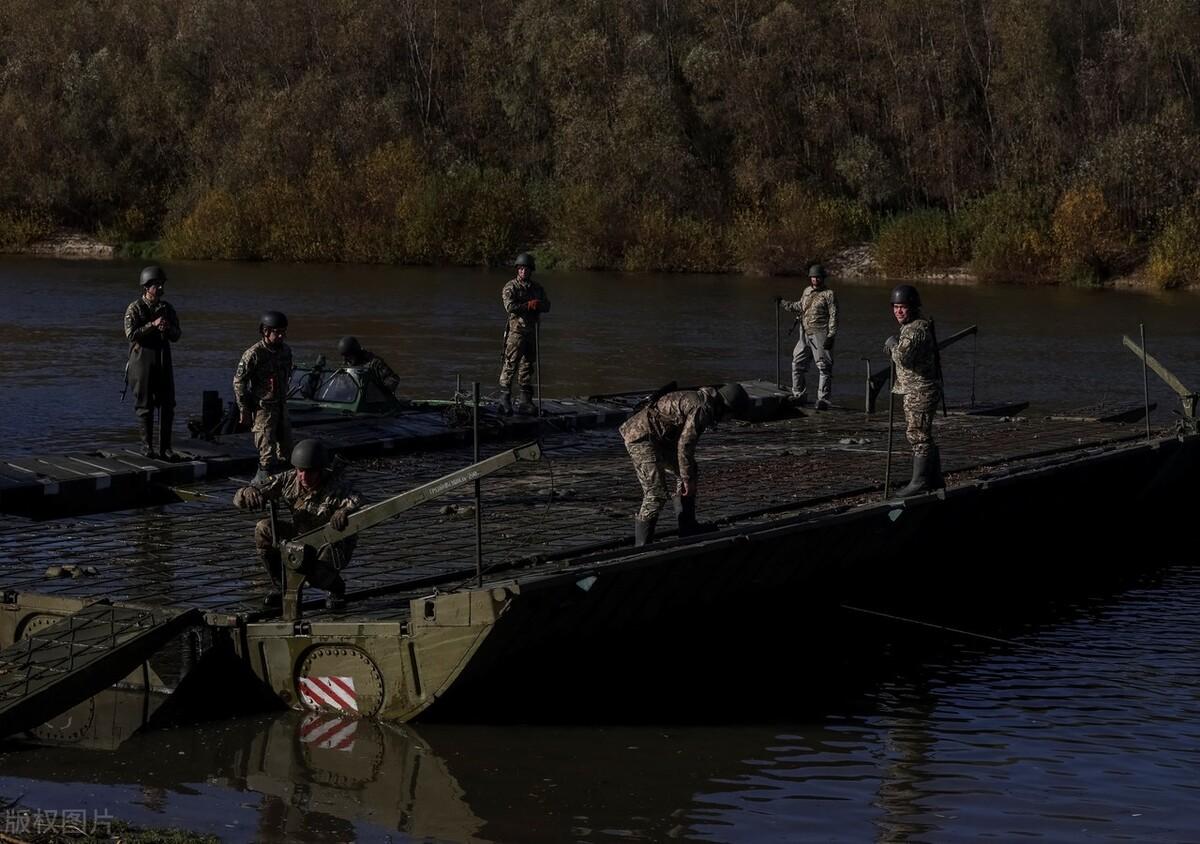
[{"left": 1, "top": 258, "right": 1199, "bottom": 842}]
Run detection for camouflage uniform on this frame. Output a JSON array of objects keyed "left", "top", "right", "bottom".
[
  {"left": 498, "top": 277, "right": 551, "bottom": 394},
  {"left": 890, "top": 318, "right": 941, "bottom": 457},
  {"left": 781, "top": 285, "right": 838, "bottom": 402},
  {"left": 234, "top": 465, "right": 364, "bottom": 587},
  {"left": 620, "top": 388, "right": 720, "bottom": 520},
  {"left": 234, "top": 339, "right": 294, "bottom": 469},
  {"left": 357, "top": 350, "right": 400, "bottom": 395}
]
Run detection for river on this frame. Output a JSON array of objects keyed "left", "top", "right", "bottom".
[{"left": 1, "top": 258, "right": 1199, "bottom": 842}]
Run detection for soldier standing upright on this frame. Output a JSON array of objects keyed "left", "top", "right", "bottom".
[
  {"left": 885, "top": 284, "right": 944, "bottom": 497},
  {"left": 498, "top": 252, "right": 550, "bottom": 415},
  {"left": 620, "top": 382, "right": 749, "bottom": 546},
  {"left": 123, "top": 265, "right": 181, "bottom": 459},
  {"left": 777, "top": 263, "right": 838, "bottom": 409},
  {"left": 338, "top": 336, "right": 401, "bottom": 396},
  {"left": 232, "top": 438, "right": 363, "bottom": 610},
  {"left": 234, "top": 311, "right": 294, "bottom": 484}
]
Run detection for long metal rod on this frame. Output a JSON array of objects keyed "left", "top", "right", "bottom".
[
  {"left": 775, "top": 300, "right": 781, "bottom": 388},
  {"left": 884, "top": 373, "right": 895, "bottom": 498},
  {"left": 473, "top": 382, "right": 483, "bottom": 586},
  {"left": 1140, "top": 322, "right": 1151, "bottom": 441},
  {"left": 536, "top": 320, "right": 543, "bottom": 420},
  {"left": 862, "top": 358, "right": 871, "bottom": 416}
]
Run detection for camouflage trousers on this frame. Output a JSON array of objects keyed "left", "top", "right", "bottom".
[
  {"left": 791, "top": 329, "right": 832, "bottom": 402},
  {"left": 254, "top": 518, "right": 357, "bottom": 586},
  {"left": 498, "top": 328, "right": 536, "bottom": 391},
  {"left": 252, "top": 404, "right": 293, "bottom": 469},
  {"left": 626, "top": 439, "right": 694, "bottom": 521},
  {"left": 902, "top": 389, "right": 940, "bottom": 457}
]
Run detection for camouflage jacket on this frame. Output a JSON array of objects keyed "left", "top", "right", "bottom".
[
  {"left": 782, "top": 286, "right": 838, "bottom": 336},
  {"left": 502, "top": 277, "right": 551, "bottom": 334},
  {"left": 891, "top": 318, "right": 940, "bottom": 395},
  {"left": 124, "top": 297, "right": 181, "bottom": 354},
  {"left": 619, "top": 388, "right": 720, "bottom": 480},
  {"left": 237, "top": 465, "right": 364, "bottom": 534},
  {"left": 234, "top": 339, "right": 294, "bottom": 412},
  {"left": 360, "top": 351, "right": 400, "bottom": 394}
]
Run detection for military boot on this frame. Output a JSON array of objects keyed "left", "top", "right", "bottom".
[
  {"left": 251, "top": 466, "right": 272, "bottom": 486},
  {"left": 158, "top": 408, "right": 178, "bottom": 462},
  {"left": 497, "top": 389, "right": 513, "bottom": 416},
  {"left": 138, "top": 412, "right": 157, "bottom": 460},
  {"left": 516, "top": 387, "right": 536, "bottom": 416},
  {"left": 634, "top": 514, "right": 658, "bottom": 547},
  {"left": 676, "top": 495, "right": 716, "bottom": 537},
  {"left": 258, "top": 548, "right": 284, "bottom": 608},
  {"left": 893, "top": 454, "right": 931, "bottom": 499}
]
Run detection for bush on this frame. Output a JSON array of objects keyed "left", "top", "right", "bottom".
[
  {"left": 1050, "top": 183, "right": 1126, "bottom": 283},
  {"left": 1145, "top": 207, "right": 1200, "bottom": 289},
  {"left": 731, "top": 184, "right": 870, "bottom": 275},
  {"left": 544, "top": 181, "right": 624, "bottom": 269},
  {"left": 873, "top": 209, "right": 965, "bottom": 276},
  {"left": 162, "top": 190, "right": 249, "bottom": 260},
  {"left": 623, "top": 201, "right": 727, "bottom": 272},
  {"left": 960, "top": 188, "right": 1055, "bottom": 281},
  {"left": 0, "top": 209, "right": 53, "bottom": 252}
]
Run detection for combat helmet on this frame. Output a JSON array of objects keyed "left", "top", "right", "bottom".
[
  {"left": 717, "top": 382, "right": 750, "bottom": 417},
  {"left": 140, "top": 265, "right": 167, "bottom": 287},
  {"left": 890, "top": 284, "right": 921, "bottom": 307},
  {"left": 291, "top": 439, "right": 329, "bottom": 470},
  {"left": 514, "top": 252, "right": 536, "bottom": 271},
  {"left": 807, "top": 263, "right": 827, "bottom": 280},
  {"left": 338, "top": 336, "right": 362, "bottom": 360},
  {"left": 259, "top": 311, "right": 288, "bottom": 332}
]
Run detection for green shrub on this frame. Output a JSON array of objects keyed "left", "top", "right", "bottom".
[
  {"left": 0, "top": 209, "right": 53, "bottom": 252},
  {"left": 544, "top": 181, "right": 624, "bottom": 269},
  {"left": 1145, "top": 207, "right": 1200, "bottom": 289},
  {"left": 874, "top": 209, "right": 964, "bottom": 276},
  {"left": 960, "top": 188, "right": 1055, "bottom": 281},
  {"left": 162, "top": 190, "right": 250, "bottom": 260},
  {"left": 1050, "top": 183, "right": 1126, "bottom": 284},
  {"left": 731, "top": 184, "right": 870, "bottom": 275},
  {"left": 623, "top": 201, "right": 727, "bottom": 272}
]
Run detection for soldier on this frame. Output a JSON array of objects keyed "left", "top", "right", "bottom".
[
  {"left": 234, "top": 311, "right": 294, "bottom": 484},
  {"left": 123, "top": 265, "right": 182, "bottom": 459},
  {"left": 885, "top": 284, "right": 944, "bottom": 497},
  {"left": 338, "top": 336, "right": 400, "bottom": 396},
  {"left": 620, "top": 382, "right": 750, "bottom": 546},
  {"left": 233, "top": 439, "right": 363, "bottom": 610},
  {"left": 498, "top": 252, "right": 550, "bottom": 415},
  {"left": 776, "top": 263, "right": 838, "bottom": 409}
]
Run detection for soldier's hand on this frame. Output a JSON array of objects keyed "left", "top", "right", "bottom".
[
  {"left": 239, "top": 408, "right": 252, "bottom": 427},
  {"left": 331, "top": 508, "right": 350, "bottom": 531},
  {"left": 234, "top": 486, "right": 263, "bottom": 510},
  {"left": 884, "top": 335, "right": 898, "bottom": 352},
  {"left": 526, "top": 298, "right": 541, "bottom": 311},
  {"left": 824, "top": 336, "right": 835, "bottom": 351},
  {"left": 679, "top": 478, "right": 691, "bottom": 498}
]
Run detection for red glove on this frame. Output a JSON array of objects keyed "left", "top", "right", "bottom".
[{"left": 526, "top": 299, "right": 541, "bottom": 311}]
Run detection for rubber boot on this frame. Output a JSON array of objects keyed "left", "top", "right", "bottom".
[
  {"left": 251, "top": 466, "right": 272, "bottom": 486},
  {"left": 258, "top": 548, "right": 283, "bottom": 609},
  {"left": 138, "top": 412, "right": 157, "bottom": 460},
  {"left": 158, "top": 407, "right": 178, "bottom": 462},
  {"left": 894, "top": 454, "right": 931, "bottom": 499},
  {"left": 634, "top": 514, "right": 658, "bottom": 547},
  {"left": 928, "top": 445, "right": 945, "bottom": 490},
  {"left": 516, "top": 387, "right": 535, "bottom": 416},
  {"left": 497, "top": 389, "right": 513, "bottom": 416},
  {"left": 676, "top": 494, "right": 715, "bottom": 537}
]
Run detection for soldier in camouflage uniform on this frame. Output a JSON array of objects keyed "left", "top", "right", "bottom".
[
  {"left": 338, "top": 336, "right": 400, "bottom": 396},
  {"left": 777, "top": 263, "right": 838, "bottom": 409},
  {"left": 123, "top": 266, "right": 181, "bottom": 459},
  {"left": 885, "top": 284, "right": 944, "bottom": 497},
  {"left": 498, "top": 252, "right": 550, "bottom": 415},
  {"left": 233, "top": 438, "right": 363, "bottom": 609},
  {"left": 234, "top": 311, "right": 294, "bottom": 483},
  {"left": 620, "top": 382, "right": 750, "bottom": 546}
]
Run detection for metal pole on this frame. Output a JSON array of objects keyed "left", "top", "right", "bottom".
[
  {"left": 535, "top": 320, "right": 543, "bottom": 419},
  {"left": 1140, "top": 322, "right": 1151, "bottom": 441},
  {"left": 862, "top": 358, "right": 871, "bottom": 416},
  {"left": 473, "top": 382, "right": 483, "bottom": 587},
  {"left": 884, "top": 373, "right": 896, "bottom": 499},
  {"left": 775, "top": 301, "right": 781, "bottom": 388},
  {"left": 970, "top": 332, "right": 977, "bottom": 409}
]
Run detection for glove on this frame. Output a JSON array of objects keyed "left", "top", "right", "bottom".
[
  {"left": 526, "top": 298, "right": 541, "bottom": 311},
  {"left": 331, "top": 508, "right": 350, "bottom": 531},
  {"left": 823, "top": 336, "right": 835, "bottom": 351},
  {"left": 235, "top": 486, "right": 262, "bottom": 510},
  {"left": 884, "top": 335, "right": 898, "bottom": 353}
]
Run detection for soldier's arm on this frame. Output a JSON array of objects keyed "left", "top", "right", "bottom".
[
  {"left": 164, "top": 304, "right": 181, "bottom": 342},
  {"left": 233, "top": 349, "right": 254, "bottom": 411},
  {"left": 827, "top": 292, "right": 838, "bottom": 337},
  {"left": 375, "top": 359, "right": 400, "bottom": 393},
  {"left": 124, "top": 304, "right": 154, "bottom": 343},
  {"left": 676, "top": 411, "right": 705, "bottom": 482},
  {"left": 502, "top": 281, "right": 522, "bottom": 316},
  {"left": 894, "top": 324, "right": 929, "bottom": 368}
]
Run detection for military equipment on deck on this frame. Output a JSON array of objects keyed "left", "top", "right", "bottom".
[{"left": 1123, "top": 335, "right": 1197, "bottom": 430}]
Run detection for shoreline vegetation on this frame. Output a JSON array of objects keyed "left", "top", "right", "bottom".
[{"left": 1, "top": 0, "right": 1198, "bottom": 289}]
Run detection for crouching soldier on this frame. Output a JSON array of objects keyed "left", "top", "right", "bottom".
[
  {"left": 233, "top": 438, "right": 363, "bottom": 610},
  {"left": 620, "top": 382, "right": 750, "bottom": 546},
  {"left": 885, "top": 284, "right": 944, "bottom": 497}
]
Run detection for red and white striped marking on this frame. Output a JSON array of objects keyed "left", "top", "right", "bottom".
[
  {"left": 299, "top": 712, "right": 358, "bottom": 751},
  {"left": 299, "top": 675, "right": 359, "bottom": 713}
]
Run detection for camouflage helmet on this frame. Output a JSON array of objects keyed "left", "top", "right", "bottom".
[
  {"left": 716, "top": 382, "right": 750, "bottom": 417},
  {"left": 259, "top": 311, "right": 288, "bottom": 332},
  {"left": 890, "top": 284, "right": 921, "bottom": 307},
  {"left": 337, "top": 336, "right": 362, "bottom": 359},
  {"left": 290, "top": 438, "right": 329, "bottom": 470},
  {"left": 139, "top": 265, "right": 167, "bottom": 287},
  {"left": 807, "top": 263, "right": 827, "bottom": 280},
  {"left": 515, "top": 252, "right": 536, "bottom": 271}
]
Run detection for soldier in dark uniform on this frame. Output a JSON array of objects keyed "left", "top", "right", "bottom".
[
  {"left": 885, "top": 284, "right": 944, "bottom": 497},
  {"left": 123, "top": 265, "right": 181, "bottom": 459},
  {"left": 233, "top": 438, "right": 363, "bottom": 610},
  {"left": 620, "top": 382, "right": 750, "bottom": 546},
  {"left": 338, "top": 336, "right": 400, "bottom": 396},
  {"left": 234, "top": 311, "right": 294, "bottom": 484},
  {"left": 498, "top": 252, "right": 550, "bottom": 415}
]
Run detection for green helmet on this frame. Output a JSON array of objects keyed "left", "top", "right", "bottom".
[
  {"left": 259, "top": 311, "right": 288, "bottom": 332},
  {"left": 515, "top": 252, "right": 536, "bottom": 271},
  {"left": 338, "top": 336, "right": 362, "bottom": 359},
  {"left": 807, "top": 263, "right": 827, "bottom": 280},
  {"left": 716, "top": 382, "right": 750, "bottom": 417},
  {"left": 290, "top": 439, "right": 329, "bottom": 470},
  {"left": 890, "top": 284, "right": 921, "bottom": 307},
  {"left": 140, "top": 265, "right": 167, "bottom": 287}
]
